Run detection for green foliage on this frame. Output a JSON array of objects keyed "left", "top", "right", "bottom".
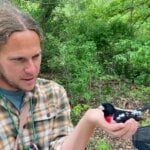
[
  {"left": 12, "top": 1, "right": 41, "bottom": 20},
  {"left": 13, "top": 0, "right": 149, "bottom": 110},
  {"left": 87, "top": 138, "right": 110, "bottom": 150},
  {"left": 140, "top": 118, "right": 150, "bottom": 127},
  {"left": 41, "top": 33, "right": 61, "bottom": 73},
  {"left": 95, "top": 139, "right": 110, "bottom": 150},
  {"left": 129, "top": 86, "right": 150, "bottom": 103},
  {"left": 60, "top": 39, "right": 100, "bottom": 104},
  {"left": 71, "top": 104, "right": 90, "bottom": 124},
  {"left": 112, "top": 39, "right": 150, "bottom": 85},
  {"left": 9, "top": 1, "right": 149, "bottom": 146}
]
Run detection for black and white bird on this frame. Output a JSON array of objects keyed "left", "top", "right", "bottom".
[{"left": 99, "top": 103, "right": 150, "bottom": 123}]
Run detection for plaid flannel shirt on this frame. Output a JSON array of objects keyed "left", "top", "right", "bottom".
[{"left": 0, "top": 78, "right": 74, "bottom": 150}]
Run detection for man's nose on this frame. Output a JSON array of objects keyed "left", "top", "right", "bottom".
[{"left": 24, "top": 60, "right": 37, "bottom": 74}]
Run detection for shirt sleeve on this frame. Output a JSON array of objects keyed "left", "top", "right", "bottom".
[
  {"left": 49, "top": 136, "right": 66, "bottom": 150},
  {"left": 49, "top": 84, "right": 74, "bottom": 149}
]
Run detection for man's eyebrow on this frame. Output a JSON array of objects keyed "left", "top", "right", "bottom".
[
  {"left": 8, "top": 50, "right": 42, "bottom": 60},
  {"left": 35, "top": 50, "right": 42, "bottom": 54},
  {"left": 33, "top": 52, "right": 42, "bottom": 57}
]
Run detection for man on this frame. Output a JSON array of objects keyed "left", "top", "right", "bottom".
[{"left": 0, "top": 2, "right": 138, "bottom": 150}]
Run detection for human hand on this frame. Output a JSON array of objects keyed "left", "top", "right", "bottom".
[
  {"left": 99, "top": 103, "right": 143, "bottom": 123},
  {"left": 101, "top": 118, "right": 139, "bottom": 139},
  {"left": 62, "top": 108, "right": 138, "bottom": 150},
  {"left": 84, "top": 108, "right": 139, "bottom": 139}
]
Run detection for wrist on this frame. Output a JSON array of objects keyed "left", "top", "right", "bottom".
[{"left": 83, "top": 109, "right": 100, "bottom": 128}]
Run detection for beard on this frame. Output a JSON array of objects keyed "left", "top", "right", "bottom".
[
  {"left": 0, "top": 68, "right": 37, "bottom": 91},
  {"left": 0, "top": 71, "right": 23, "bottom": 91},
  {"left": 0, "top": 63, "right": 39, "bottom": 91}
]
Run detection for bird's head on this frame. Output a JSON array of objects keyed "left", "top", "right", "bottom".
[{"left": 99, "top": 103, "right": 116, "bottom": 116}]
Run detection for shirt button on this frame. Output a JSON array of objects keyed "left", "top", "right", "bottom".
[
  {"left": 47, "top": 113, "right": 51, "bottom": 117},
  {"left": 23, "top": 124, "right": 27, "bottom": 129}
]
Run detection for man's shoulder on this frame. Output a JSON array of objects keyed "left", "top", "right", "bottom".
[
  {"left": 34, "top": 78, "right": 68, "bottom": 104},
  {"left": 36, "top": 78, "right": 64, "bottom": 89}
]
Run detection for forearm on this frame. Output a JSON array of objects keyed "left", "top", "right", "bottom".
[
  {"left": 61, "top": 110, "right": 96, "bottom": 150},
  {"left": 61, "top": 108, "right": 138, "bottom": 150}
]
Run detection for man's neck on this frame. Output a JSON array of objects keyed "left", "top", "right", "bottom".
[{"left": 0, "top": 80, "right": 19, "bottom": 91}]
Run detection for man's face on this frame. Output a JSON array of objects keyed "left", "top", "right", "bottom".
[{"left": 0, "top": 30, "right": 41, "bottom": 91}]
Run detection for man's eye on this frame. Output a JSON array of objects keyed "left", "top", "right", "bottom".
[
  {"left": 33, "top": 53, "right": 41, "bottom": 60},
  {"left": 14, "top": 58, "right": 25, "bottom": 62}
]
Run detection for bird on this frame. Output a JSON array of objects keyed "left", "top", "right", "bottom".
[
  {"left": 99, "top": 103, "right": 148, "bottom": 123},
  {"left": 99, "top": 103, "right": 116, "bottom": 123}
]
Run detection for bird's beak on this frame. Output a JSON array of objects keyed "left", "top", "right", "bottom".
[{"left": 98, "top": 105, "right": 104, "bottom": 110}]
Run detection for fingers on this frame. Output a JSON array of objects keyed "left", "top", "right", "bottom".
[
  {"left": 106, "top": 124, "right": 127, "bottom": 138},
  {"left": 121, "top": 119, "right": 139, "bottom": 139},
  {"left": 107, "top": 118, "right": 138, "bottom": 139},
  {"left": 85, "top": 108, "right": 138, "bottom": 139}
]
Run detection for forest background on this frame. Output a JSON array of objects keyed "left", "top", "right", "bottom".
[{"left": 9, "top": 0, "right": 150, "bottom": 149}]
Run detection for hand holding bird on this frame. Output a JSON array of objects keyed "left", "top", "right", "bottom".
[{"left": 99, "top": 103, "right": 150, "bottom": 123}]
